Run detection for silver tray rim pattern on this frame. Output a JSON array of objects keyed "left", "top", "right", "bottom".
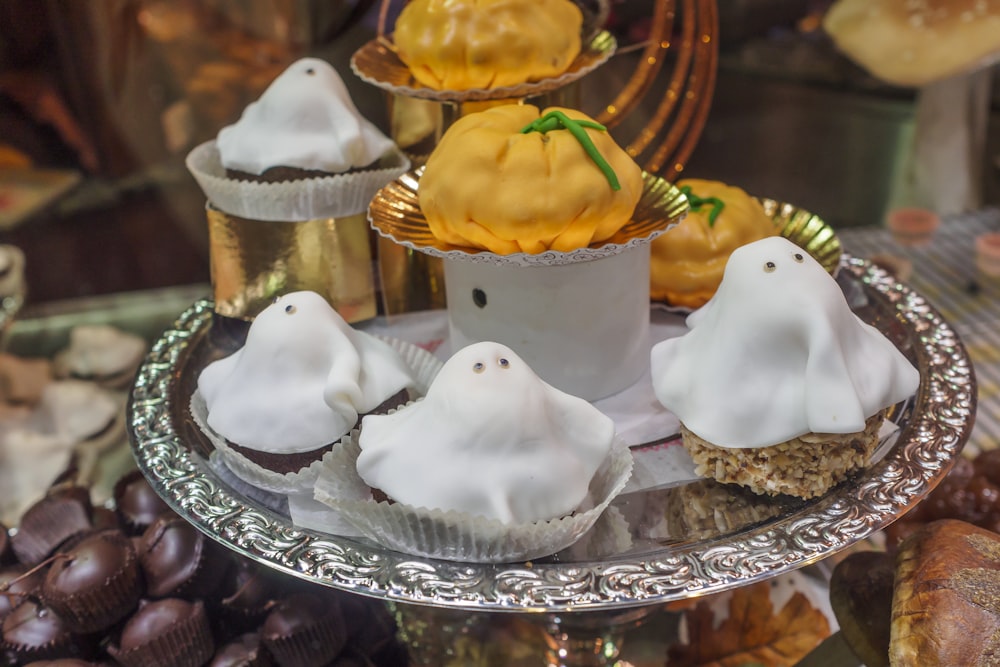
[{"left": 127, "top": 257, "right": 976, "bottom": 611}]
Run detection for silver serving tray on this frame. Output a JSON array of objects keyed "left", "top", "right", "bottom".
[{"left": 127, "top": 256, "right": 976, "bottom": 611}]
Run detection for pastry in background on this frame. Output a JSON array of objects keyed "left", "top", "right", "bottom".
[
  {"left": 823, "top": 0, "right": 1000, "bottom": 88},
  {"left": 651, "top": 236, "right": 919, "bottom": 499},
  {"left": 53, "top": 324, "right": 147, "bottom": 390},
  {"left": 392, "top": 0, "right": 583, "bottom": 90},
  {"left": 418, "top": 104, "right": 643, "bottom": 254},
  {"left": 650, "top": 178, "right": 777, "bottom": 309},
  {"left": 0, "top": 354, "right": 52, "bottom": 406}
]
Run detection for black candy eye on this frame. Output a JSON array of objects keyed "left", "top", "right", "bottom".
[
  {"left": 473, "top": 362, "right": 485, "bottom": 373},
  {"left": 793, "top": 252, "right": 804, "bottom": 263},
  {"left": 764, "top": 261, "right": 777, "bottom": 273},
  {"left": 284, "top": 304, "right": 296, "bottom": 314},
  {"left": 497, "top": 358, "right": 510, "bottom": 369},
  {"left": 305, "top": 67, "right": 315, "bottom": 75}
]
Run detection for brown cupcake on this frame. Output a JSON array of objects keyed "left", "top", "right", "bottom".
[
  {"left": 137, "top": 514, "right": 229, "bottom": 599},
  {"left": 11, "top": 487, "right": 93, "bottom": 566},
  {"left": 224, "top": 165, "right": 365, "bottom": 183},
  {"left": 107, "top": 598, "right": 214, "bottom": 667},
  {"left": 225, "top": 387, "right": 411, "bottom": 475},
  {"left": 41, "top": 530, "right": 142, "bottom": 633},
  {"left": 0, "top": 599, "right": 93, "bottom": 664},
  {"left": 261, "top": 593, "right": 347, "bottom": 667},
  {"left": 112, "top": 470, "right": 171, "bottom": 536},
  {"left": 209, "top": 631, "right": 275, "bottom": 667}
]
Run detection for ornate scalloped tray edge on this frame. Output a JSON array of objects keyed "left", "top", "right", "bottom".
[{"left": 127, "top": 255, "right": 976, "bottom": 611}]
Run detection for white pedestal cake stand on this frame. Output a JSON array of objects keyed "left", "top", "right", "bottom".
[{"left": 127, "top": 255, "right": 976, "bottom": 665}]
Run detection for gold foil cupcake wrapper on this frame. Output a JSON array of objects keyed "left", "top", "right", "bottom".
[
  {"left": 191, "top": 335, "right": 444, "bottom": 496},
  {"left": 312, "top": 432, "right": 634, "bottom": 563},
  {"left": 369, "top": 170, "right": 689, "bottom": 268},
  {"left": 351, "top": 31, "right": 617, "bottom": 103},
  {"left": 186, "top": 140, "right": 410, "bottom": 221},
  {"left": 205, "top": 206, "right": 377, "bottom": 322},
  {"left": 756, "top": 198, "right": 843, "bottom": 276}
]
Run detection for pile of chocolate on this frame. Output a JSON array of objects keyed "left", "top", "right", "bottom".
[
  {"left": 884, "top": 448, "right": 1000, "bottom": 550},
  {"left": 0, "top": 471, "right": 408, "bottom": 666}
]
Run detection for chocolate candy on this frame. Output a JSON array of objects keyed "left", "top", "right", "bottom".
[
  {"left": 0, "top": 599, "right": 91, "bottom": 664},
  {"left": 112, "top": 471, "right": 170, "bottom": 535},
  {"left": 209, "top": 631, "right": 273, "bottom": 667},
  {"left": 0, "top": 564, "right": 43, "bottom": 621},
  {"left": 261, "top": 593, "right": 347, "bottom": 667},
  {"left": 137, "top": 514, "right": 228, "bottom": 599},
  {"left": 42, "top": 530, "right": 141, "bottom": 633},
  {"left": 11, "top": 488, "right": 93, "bottom": 566},
  {"left": 110, "top": 598, "right": 214, "bottom": 667}
]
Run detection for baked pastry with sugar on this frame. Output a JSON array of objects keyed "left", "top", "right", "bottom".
[
  {"left": 823, "top": 0, "right": 1000, "bottom": 87},
  {"left": 418, "top": 104, "right": 643, "bottom": 254},
  {"left": 216, "top": 57, "right": 397, "bottom": 182},
  {"left": 650, "top": 236, "right": 920, "bottom": 499},
  {"left": 195, "top": 291, "right": 438, "bottom": 491},
  {"left": 650, "top": 178, "right": 777, "bottom": 309},
  {"left": 392, "top": 0, "right": 583, "bottom": 91}
]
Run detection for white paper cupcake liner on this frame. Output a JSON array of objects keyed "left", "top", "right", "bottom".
[
  {"left": 312, "top": 431, "right": 634, "bottom": 563},
  {"left": 190, "top": 336, "right": 443, "bottom": 496},
  {"left": 185, "top": 140, "right": 411, "bottom": 221}
]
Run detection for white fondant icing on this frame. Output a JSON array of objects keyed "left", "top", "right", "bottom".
[
  {"left": 216, "top": 58, "right": 396, "bottom": 175},
  {"left": 197, "top": 291, "right": 416, "bottom": 453},
  {"left": 650, "top": 236, "right": 920, "bottom": 448},
  {"left": 356, "top": 341, "right": 616, "bottom": 524}
]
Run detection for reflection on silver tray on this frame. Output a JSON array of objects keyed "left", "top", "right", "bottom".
[{"left": 127, "top": 257, "right": 975, "bottom": 611}]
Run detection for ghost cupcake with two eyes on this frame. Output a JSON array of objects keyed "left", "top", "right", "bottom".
[
  {"left": 650, "top": 236, "right": 920, "bottom": 500},
  {"left": 191, "top": 290, "right": 442, "bottom": 495},
  {"left": 312, "top": 341, "right": 634, "bottom": 563}
]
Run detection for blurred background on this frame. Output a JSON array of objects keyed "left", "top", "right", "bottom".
[{"left": 0, "top": 0, "right": 998, "bottom": 304}]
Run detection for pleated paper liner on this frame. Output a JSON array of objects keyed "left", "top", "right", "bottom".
[{"left": 312, "top": 430, "right": 633, "bottom": 564}]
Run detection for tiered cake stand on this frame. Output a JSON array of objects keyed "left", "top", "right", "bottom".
[{"left": 127, "top": 253, "right": 975, "bottom": 664}]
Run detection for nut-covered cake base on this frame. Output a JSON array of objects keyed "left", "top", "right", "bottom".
[{"left": 681, "top": 411, "right": 886, "bottom": 499}]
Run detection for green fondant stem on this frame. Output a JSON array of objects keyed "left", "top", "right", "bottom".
[
  {"left": 520, "top": 110, "right": 621, "bottom": 191},
  {"left": 679, "top": 185, "right": 726, "bottom": 227}
]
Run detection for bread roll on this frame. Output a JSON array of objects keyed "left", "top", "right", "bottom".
[{"left": 890, "top": 519, "right": 1000, "bottom": 666}]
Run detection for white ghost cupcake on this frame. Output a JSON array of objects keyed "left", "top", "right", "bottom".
[
  {"left": 186, "top": 57, "right": 409, "bottom": 221},
  {"left": 650, "top": 236, "right": 920, "bottom": 499},
  {"left": 191, "top": 291, "right": 441, "bottom": 494},
  {"left": 312, "top": 342, "right": 633, "bottom": 563}
]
